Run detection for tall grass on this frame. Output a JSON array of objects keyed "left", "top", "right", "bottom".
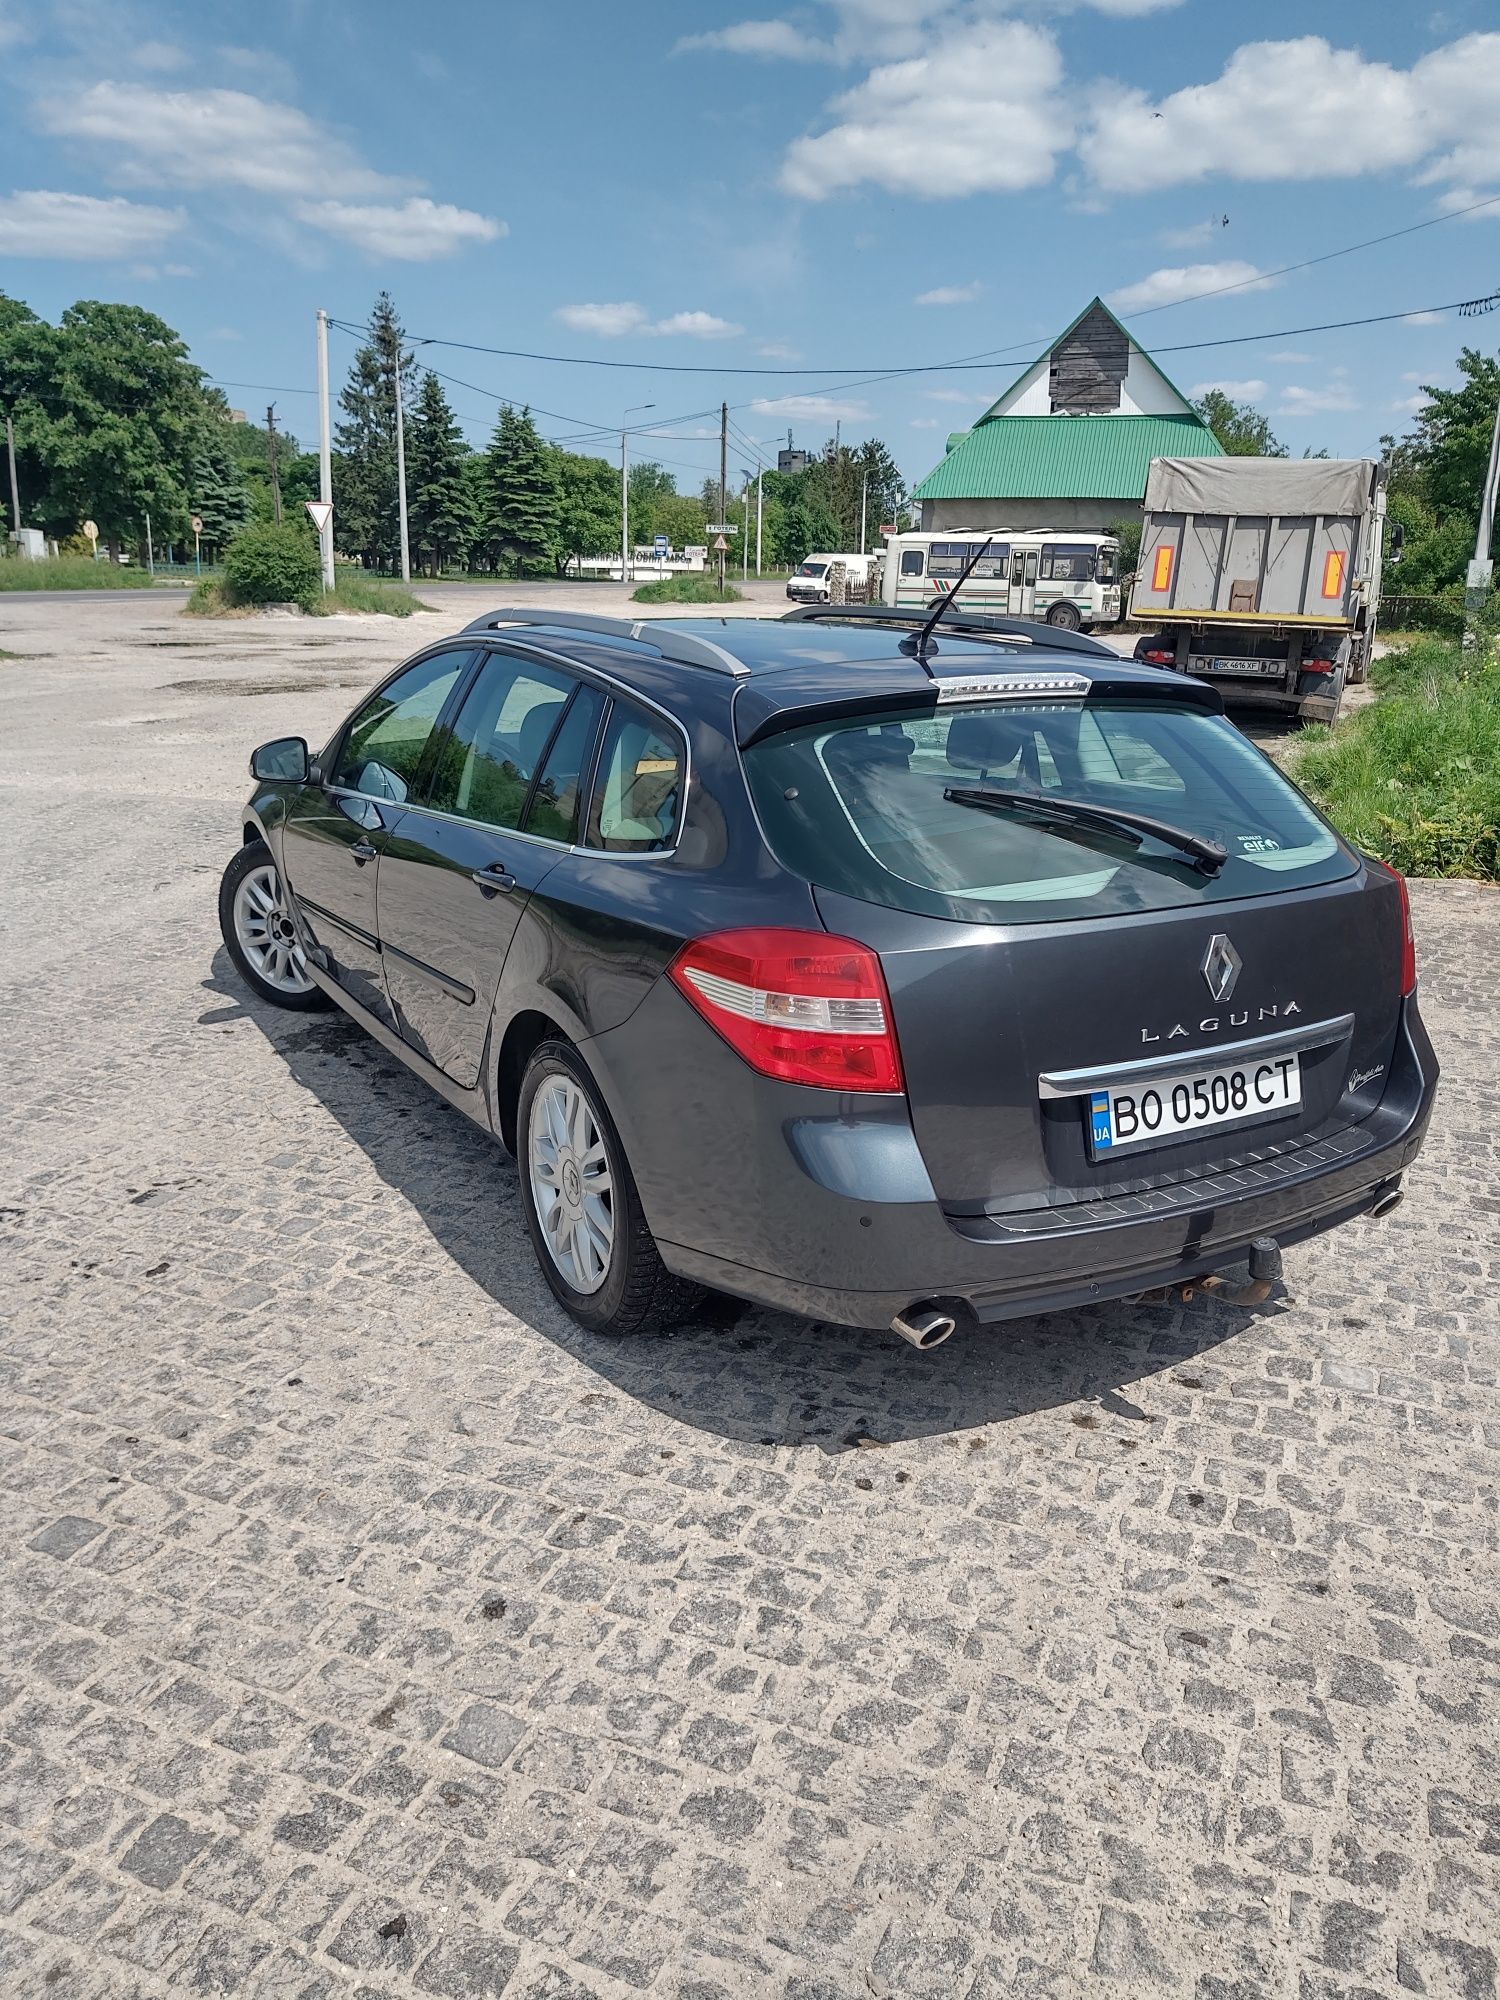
[
  {"left": 184, "top": 575, "right": 430, "bottom": 618},
  {"left": 0, "top": 557, "right": 154, "bottom": 590},
  {"left": 1294, "top": 635, "right": 1500, "bottom": 880}
]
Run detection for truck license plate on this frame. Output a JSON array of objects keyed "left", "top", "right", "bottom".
[
  {"left": 1086, "top": 1054, "right": 1301, "bottom": 1157},
  {"left": 1207, "top": 658, "right": 1285, "bottom": 677}
]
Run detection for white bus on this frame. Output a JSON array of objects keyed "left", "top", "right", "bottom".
[{"left": 882, "top": 529, "right": 1122, "bottom": 631}]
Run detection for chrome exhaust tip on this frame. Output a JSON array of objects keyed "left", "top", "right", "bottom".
[
  {"left": 891, "top": 1305, "right": 958, "bottom": 1351},
  {"left": 1369, "top": 1181, "right": 1404, "bottom": 1219}
]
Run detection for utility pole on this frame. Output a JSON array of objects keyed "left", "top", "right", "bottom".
[
  {"left": 742, "top": 483, "right": 749, "bottom": 582},
  {"left": 859, "top": 469, "right": 868, "bottom": 555},
  {"left": 393, "top": 353, "right": 411, "bottom": 583},
  {"left": 4, "top": 413, "right": 21, "bottom": 539},
  {"left": 756, "top": 462, "right": 763, "bottom": 577},
  {"left": 265, "top": 406, "right": 283, "bottom": 524},
  {"left": 718, "top": 401, "right": 728, "bottom": 593},
  {"left": 1464, "top": 385, "right": 1500, "bottom": 648},
  {"left": 315, "top": 308, "right": 335, "bottom": 591},
  {"left": 621, "top": 404, "right": 655, "bottom": 589},
  {"left": 144, "top": 509, "right": 154, "bottom": 575}
]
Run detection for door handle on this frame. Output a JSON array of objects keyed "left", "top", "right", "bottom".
[
  {"left": 471, "top": 866, "right": 517, "bottom": 896},
  {"left": 350, "top": 839, "right": 378, "bottom": 864}
]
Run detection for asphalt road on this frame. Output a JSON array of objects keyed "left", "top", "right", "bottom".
[{"left": 1, "top": 592, "right": 1495, "bottom": 2000}]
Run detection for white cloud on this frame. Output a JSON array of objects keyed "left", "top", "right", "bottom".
[
  {"left": 1269, "top": 350, "right": 1313, "bottom": 364},
  {"left": 1390, "top": 395, "right": 1426, "bottom": 415},
  {"left": 131, "top": 40, "right": 188, "bottom": 72},
  {"left": 1107, "top": 260, "right": 1277, "bottom": 313},
  {"left": 780, "top": 22, "right": 1070, "bottom": 199},
  {"left": 38, "top": 82, "right": 406, "bottom": 199},
  {"left": 750, "top": 394, "right": 872, "bottom": 421},
  {"left": 1080, "top": 32, "right": 1500, "bottom": 197},
  {"left": 296, "top": 198, "right": 505, "bottom": 262},
  {"left": 1159, "top": 218, "right": 1228, "bottom": 249},
  {"left": 0, "top": 189, "right": 184, "bottom": 259},
  {"left": 0, "top": 1, "right": 28, "bottom": 51},
  {"left": 1404, "top": 311, "right": 1446, "bottom": 326},
  {"left": 556, "top": 302, "right": 743, "bottom": 339},
  {"left": 675, "top": 19, "right": 833, "bottom": 59},
  {"left": 1275, "top": 383, "right": 1359, "bottom": 415},
  {"left": 921, "top": 386, "right": 995, "bottom": 403},
  {"left": 910, "top": 417, "right": 942, "bottom": 428},
  {"left": 1190, "top": 379, "right": 1268, "bottom": 401},
  {"left": 756, "top": 340, "right": 801, "bottom": 359},
  {"left": 1432, "top": 185, "right": 1500, "bottom": 218},
  {"left": 914, "top": 280, "right": 983, "bottom": 306}
]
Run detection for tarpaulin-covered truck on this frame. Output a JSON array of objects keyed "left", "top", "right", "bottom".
[{"left": 1129, "top": 456, "right": 1390, "bottom": 725}]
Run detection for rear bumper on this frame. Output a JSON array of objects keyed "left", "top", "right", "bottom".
[{"left": 588, "top": 985, "right": 1437, "bottom": 1332}]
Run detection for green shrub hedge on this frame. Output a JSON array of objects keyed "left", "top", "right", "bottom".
[{"left": 221, "top": 523, "right": 321, "bottom": 607}]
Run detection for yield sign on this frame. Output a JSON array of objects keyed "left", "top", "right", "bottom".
[{"left": 305, "top": 500, "right": 333, "bottom": 533}]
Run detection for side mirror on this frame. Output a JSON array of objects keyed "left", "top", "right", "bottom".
[
  {"left": 1388, "top": 521, "right": 1406, "bottom": 564},
  {"left": 250, "top": 736, "right": 310, "bottom": 782}
]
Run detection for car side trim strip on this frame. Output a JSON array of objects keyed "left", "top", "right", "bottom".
[
  {"left": 1037, "top": 1012, "right": 1355, "bottom": 1100},
  {"left": 296, "top": 895, "right": 379, "bottom": 952},
  {"left": 382, "top": 939, "right": 476, "bottom": 1006}
]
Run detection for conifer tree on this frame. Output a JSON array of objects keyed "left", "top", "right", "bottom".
[
  {"left": 481, "top": 404, "right": 561, "bottom": 577},
  {"left": 407, "top": 371, "right": 474, "bottom": 576},
  {"left": 333, "top": 291, "right": 413, "bottom": 570}
]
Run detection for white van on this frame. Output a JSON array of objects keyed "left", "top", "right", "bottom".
[{"left": 786, "top": 552, "right": 880, "bottom": 603}]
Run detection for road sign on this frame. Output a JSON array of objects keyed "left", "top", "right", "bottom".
[
  {"left": 653, "top": 535, "right": 668, "bottom": 557},
  {"left": 305, "top": 500, "right": 333, "bottom": 534},
  {"left": 711, "top": 535, "right": 729, "bottom": 553},
  {"left": 82, "top": 520, "right": 98, "bottom": 542},
  {"left": 705, "top": 523, "right": 739, "bottom": 535},
  {"left": 190, "top": 514, "right": 203, "bottom": 535}
]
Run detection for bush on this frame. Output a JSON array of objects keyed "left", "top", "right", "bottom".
[
  {"left": 311, "top": 573, "right": 428, "bottom": 617},
  {"left": 631, "top": 574, "right": 744, "bottom": 604},
  {"left": 1294, "top": 634, "right": 1500, "bottom": 881},
  {"left": 221, "top": 522, "right": 321, "bottom": 607}
]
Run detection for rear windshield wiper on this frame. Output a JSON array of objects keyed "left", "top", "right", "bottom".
[{"left": 943, "top": 786, "right": 1228, "bottom": 875}]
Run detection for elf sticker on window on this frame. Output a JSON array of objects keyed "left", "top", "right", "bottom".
[
  {"left": 1151, "top": 544, "right": 1174, "bottom": 593},
  {"left": 1321, "top": 550, "right": 1347, "bottom": 599}
]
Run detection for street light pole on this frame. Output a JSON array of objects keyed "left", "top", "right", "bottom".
[
  {"left": 756, "top": 463, "right": 763, "bottom": 577},
  {"left": 1464, "top": 384, "right": 1500, "bottom": 647},
  {"left": 4, "top": 413, "right": 21, "bottom": 539},
  {"left": 621, "top": 403, "right": 656, "bottom": 589}
]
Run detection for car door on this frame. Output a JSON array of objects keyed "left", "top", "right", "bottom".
[
  {"left": 278, "top": 647, "right": 473, "bottom": 1025},
  {"left": 375, "top": 648, "right": 607, "bottom": 1088}
]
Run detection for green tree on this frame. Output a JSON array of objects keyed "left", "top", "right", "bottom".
[
  {"left": 407, "top": 371, "right": 474, "bottom": 576},
  {"left": 480, "top": 405, "right": 561, "bottom": 577},
  {"left": 554, "top": 450, "right": 619, "bottom": 573},
  {"left": 188, "top": 431, "right": 250, "bottom": 559},
  {"left": 334, "top": 291, "right": 413, "bottom": 570},
  {"left": 23, "top": 300, "right": 205, "bottom": 554},
  {"left": 1391, "top": 347, "right": 1500, "bottom": 527},
  {"left": 651, "top": 492, "right": 709, "bottom": 551},
  {"left": 1193, "top": 389, "right": 1288, "bottom": 458},
  {"left": 0, "top": 293, "right": 63, "bottom": 535}
]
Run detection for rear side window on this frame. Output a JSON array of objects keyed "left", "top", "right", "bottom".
[
  {"left": 1040, "top": 543, "right": 1096, "bottom": 582},
  {"left": 745, "top": 699, "right": 1352, "bottom": 925},
  {"left": 585, "top": 702, "right": 682, "bottom": 853}
]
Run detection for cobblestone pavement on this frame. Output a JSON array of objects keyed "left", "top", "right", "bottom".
[{"left": 2, "top": 597, "right": 1497, "bottom": 1999}]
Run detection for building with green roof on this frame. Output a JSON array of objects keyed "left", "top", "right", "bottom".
[{"left": 912, "top": 298, "right": 1223, "bottom": 533}]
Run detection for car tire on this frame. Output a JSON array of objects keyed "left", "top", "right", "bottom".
[
  {"left": 219, "top": 839, "right": 332, "bottom": 1012},
  {"left": 1046, "top": 601, "right": 1082, "bottom": 630},
  {"left": 517, "top": 1038, "right": 702, "bottom": 1336}
]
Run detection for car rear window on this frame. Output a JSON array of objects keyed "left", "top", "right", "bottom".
[{"left": 744, "top": 699, "right": 1355, "bottom": 925}]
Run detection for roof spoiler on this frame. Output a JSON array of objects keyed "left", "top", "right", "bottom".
[{"left": 781, "top": 604, "right": 1119, "bottom": 659}]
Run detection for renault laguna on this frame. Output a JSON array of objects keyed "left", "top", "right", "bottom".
[{"left": 219, "top": 606, "right": 1436, "bottom": 1347}]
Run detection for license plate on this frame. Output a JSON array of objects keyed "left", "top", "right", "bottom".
[
  {"left": 1204, "top": 658, "right": 1285, "bottom": 678},
  {"left": 1086, "top": 1053, "right": 1301, "bottom": 1157}
]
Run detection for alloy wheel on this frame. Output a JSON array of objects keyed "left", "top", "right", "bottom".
[
  {"left": 528, "top": 1073, "right": 616, "bottom": 1295},
  {"left": 233, "top": 862, "right": 315, "bottom": 996}
]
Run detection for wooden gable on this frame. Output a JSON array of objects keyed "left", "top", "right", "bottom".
[{"left": 1048, "top": 302, "right": 1129, "bottom": 414}]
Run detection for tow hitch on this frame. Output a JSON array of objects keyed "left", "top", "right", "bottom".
[{"left": 1177, "top": 1237, "right": 1283, "bottom": 1308}]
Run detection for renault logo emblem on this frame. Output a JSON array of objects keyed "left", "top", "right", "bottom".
[{"left": 1201, "top": 934, "right": 1242, "bottom": 1005}]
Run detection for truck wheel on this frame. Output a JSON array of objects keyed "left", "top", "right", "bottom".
[{"left": 1046, "top": 602, "right": 1082, "bottom": 631}]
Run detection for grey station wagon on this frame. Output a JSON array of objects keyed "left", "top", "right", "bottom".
[{"left": 220, "top": 607, "right": 1436, "bottom": 1347}]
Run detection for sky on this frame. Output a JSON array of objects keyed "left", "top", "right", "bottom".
[{"left": 2, "top": 0, "right": 1498, "bottom": 493}]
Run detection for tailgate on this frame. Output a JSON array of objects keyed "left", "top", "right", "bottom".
[{"left": 814, "top": 869, "right": 1403, "bottom": 1213}]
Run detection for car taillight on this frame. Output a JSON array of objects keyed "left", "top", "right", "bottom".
[
  {"left": 668, "top": 927, "right": 904, "bottom": 1092},
  {"left": 1140, "top": 647, "right": 1174, "bottom": 665},
  {"left": 1369, "top": 857, "right": 1417, "bottom": 996}
]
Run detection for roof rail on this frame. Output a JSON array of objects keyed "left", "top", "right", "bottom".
[
  {"left": 461, "top": 607, "right": 750, "bottom": 678},
  {"left": 781, "top": 603, "right": 1118, "bottom": 660}
]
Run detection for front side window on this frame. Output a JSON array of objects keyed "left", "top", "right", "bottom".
[
  {"left": 899, "top": 549, "right": 925, "bottom": 577},
  {"left": 745, "top": 698, "right": 1351, "bottom": 925},
  {"left": 1096, "top": 544, "right": 1118, "bottom": 584},
  {"left": 797, "top": 562, "right": 828, "bottom": 578},
  {"left": 332, "top": 649, "right": 472, "bottom": 802},
  {"left": 425, "top": 652, "right": 577, "bottom": 831},
  {"left": 1041, "top": 544, "right": 1098, "bottom": 584},
  {"left": 585, "top": 702, "right": 683, "bottom": 853}
]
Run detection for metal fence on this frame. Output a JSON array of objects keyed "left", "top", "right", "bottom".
[{"left": 1378, "top": 593, "right": 1463, "bottom": 635}]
